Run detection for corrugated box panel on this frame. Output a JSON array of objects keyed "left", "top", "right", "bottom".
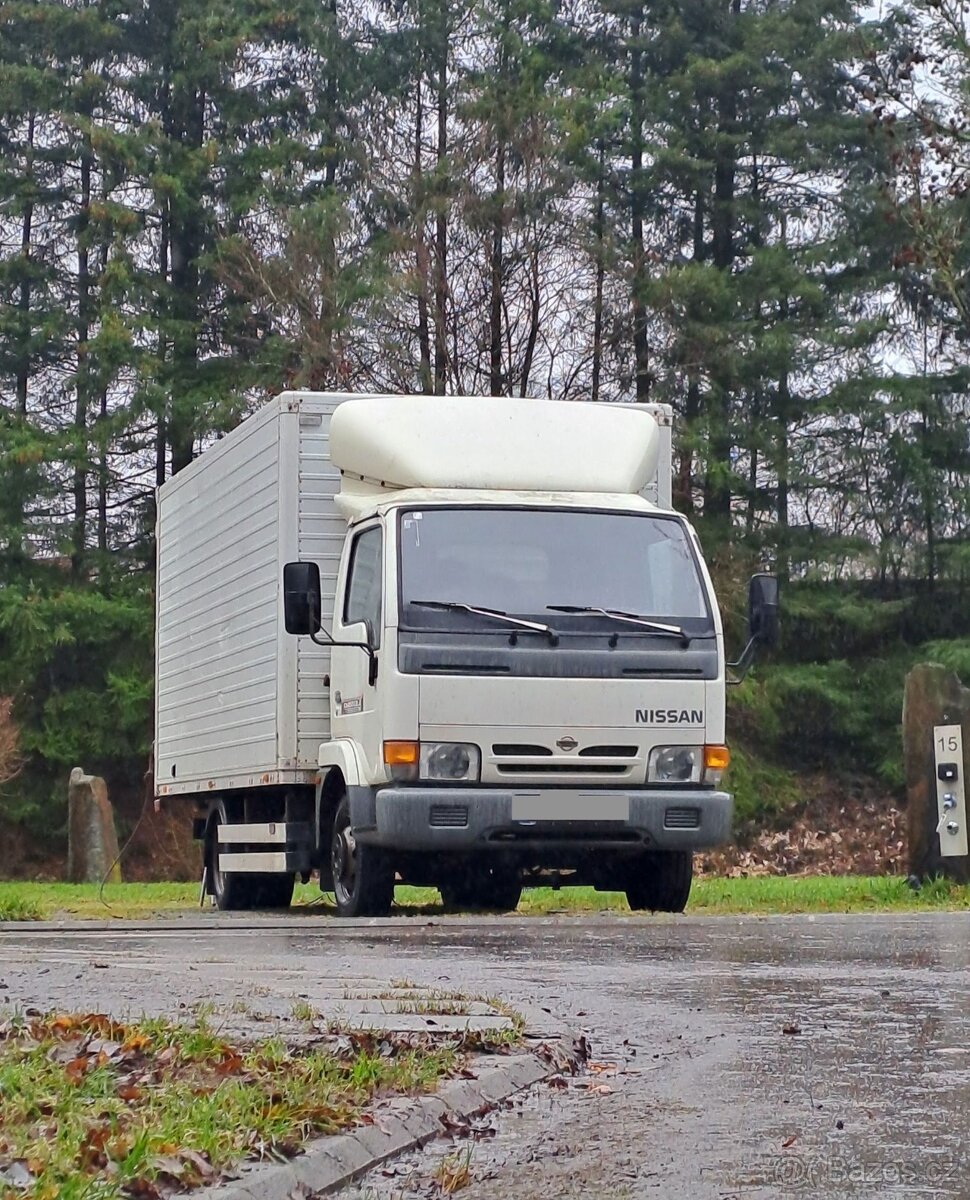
[
  {"left": 156, "top": 405, "right": 281, "bottom": 787},
  {"left": 294, "top": 398, "right": 345, "bottom": 764}
]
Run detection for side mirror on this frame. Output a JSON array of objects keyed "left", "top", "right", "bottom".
[
  {"left": 283, "top": 561, "right": 321, "bottom": 635},
  {"left": 748, "top": 573, "right": 779, "bottom": 649}
]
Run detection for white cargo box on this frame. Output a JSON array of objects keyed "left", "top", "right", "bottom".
[
  {"left": 154, "top": 392, "right": 673, "bottom": 798},
  {"left": 155, "top": 393, "right": 343, "bottom": 796}
]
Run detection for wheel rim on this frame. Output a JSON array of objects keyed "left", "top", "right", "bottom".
[{"left": 332, "top": 810, "right": 357, "bottom": 907}]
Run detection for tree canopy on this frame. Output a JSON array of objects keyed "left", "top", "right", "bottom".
[{"left": 0, "top": 0, "right": 967, "bottom": 843}]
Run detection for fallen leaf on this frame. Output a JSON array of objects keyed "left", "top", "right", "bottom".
[
  {"left": 77, "top": 1124, "right": 111, "bottom": 1169},
  {"left": 48, "top": 1038, "right": 84, "bottom": 1065},
  {"left": 86, "top": 1037, "right": 122, "bottom": 1058},
  {"left": 65, "top": 1055, "right": 91, "bottom": 1083},
  {"left": 179, "top": 1149, "right": 216, "bottom": 1181},
  {"left": 782, "top": 1135, "right": 797, "bottom": 1149},
  {"left": 124, "top": 1178, "right": 162, "bottom": 1199},
  {"left": 214, "top": 1051, "right": 244, "bottom": 1076}
]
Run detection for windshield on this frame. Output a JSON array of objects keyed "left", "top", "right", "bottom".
[{"left": 398, "top": 507, "right": 712, "bottom": 631}]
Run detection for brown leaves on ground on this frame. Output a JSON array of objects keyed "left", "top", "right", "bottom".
[
  {"left": 0, "top": 1013, "right": 243, "bottom": 1197},
  {"left": 698, "top": 778, "right": 906, "bottom": 877}
]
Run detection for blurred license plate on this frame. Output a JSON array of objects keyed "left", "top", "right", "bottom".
[{"left": 511, "top": 792, "right": 629, "bottom": 822}]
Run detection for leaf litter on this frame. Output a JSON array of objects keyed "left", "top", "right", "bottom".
[{"left": 0, "top": 1011, "right": 464, "bottom": 1200}]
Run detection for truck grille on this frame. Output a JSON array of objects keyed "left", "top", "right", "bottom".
[
  {"left": 488, "top": 741, "right": 641, "bottom": 784},
  {"left": 496, "top": 764, "right": 627, "bottom": 776},
  {"left": 429, "top": 804, "right": 469, "bottom": 828},
  {"left": 664, "top": 806, "right": 701, "bottom": 829}
]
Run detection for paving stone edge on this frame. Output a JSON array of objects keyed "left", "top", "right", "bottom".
[{"left": 192, "top": 1051, "right": 553, "bottom": 1200}]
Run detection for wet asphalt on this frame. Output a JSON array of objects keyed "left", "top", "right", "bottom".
[{"left": 0, "top": 911, "right": 968, "bottom": 1198}]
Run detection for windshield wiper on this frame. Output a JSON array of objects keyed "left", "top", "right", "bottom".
[
  {"left": 546, "top": 605, "right": 690, "bottom": 646},
  {"left": 410, "top": 600, "right": 559, "bottom": 643}
]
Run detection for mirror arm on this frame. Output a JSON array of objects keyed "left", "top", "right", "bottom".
[
  {"left": 309, "top": 629, "right": 378, "bottom": 685},
  {"left": 726, "top": 635, "right": 759, "bottom": 686}
]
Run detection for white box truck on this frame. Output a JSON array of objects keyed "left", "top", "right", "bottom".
[{"left": 155, "top": 392, "right": 777, "bottom": 914}]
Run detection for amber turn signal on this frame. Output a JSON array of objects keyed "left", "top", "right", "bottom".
[
  {"left": 704, "top": 744, "right": 730, "bottom": 771},
  {"left": 383, "top": 740, "right": 419, "bottom": 766}
]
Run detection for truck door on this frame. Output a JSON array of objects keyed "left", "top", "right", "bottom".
[{"left": 330, "top": 521, "right": 384, "bottom": 781}]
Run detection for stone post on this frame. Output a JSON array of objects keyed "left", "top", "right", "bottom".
[
  {"left": 903, "top": 664, "right": 970, "bottom": 884},
  {"left": 67, "top": 768, "right": 122, "bottom": 884}
]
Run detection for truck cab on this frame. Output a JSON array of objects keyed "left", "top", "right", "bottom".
[{"left": 281, "top": 395, "right": 775, "bottom": 915}]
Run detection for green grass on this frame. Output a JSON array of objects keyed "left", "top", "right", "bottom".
[
  {"left": 0, "top": 892, "right": 43, "bottom": 921},
  {"left": 1, "top": 875, "right": 968, "bottom": 922},
  {"left": 0, "top": 881, "right": 199, "bottom": 921},
  {"left": 0, "top": 1012, "right": 457, "bottom": 1200}
]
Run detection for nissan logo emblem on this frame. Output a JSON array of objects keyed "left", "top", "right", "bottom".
[{"left": 556, "top": 736, "right": 579, "bottom": 752}]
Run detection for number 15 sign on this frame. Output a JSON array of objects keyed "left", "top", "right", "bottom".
[{"left": 934, "top": 725, "right": 968, "bottom": 858}]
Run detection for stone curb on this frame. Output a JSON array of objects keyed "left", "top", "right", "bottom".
[{"left": 192, "top": 1052, "right": 553, "bottom": 1200}]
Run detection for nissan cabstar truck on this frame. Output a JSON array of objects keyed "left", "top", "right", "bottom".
[{"left": 154, "top": 392, "right": 777, "bottom": 915}]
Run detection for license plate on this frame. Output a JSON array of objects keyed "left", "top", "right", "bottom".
[{"left": 511, "top": 792, "right": 629, "bottom": 822}]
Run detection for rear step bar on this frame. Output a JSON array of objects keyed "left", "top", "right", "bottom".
[{"left": 216, "top": 821, "right": 313, "bottom": 874}]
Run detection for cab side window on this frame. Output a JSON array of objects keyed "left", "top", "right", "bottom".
[{"left": 343, "top": 526, "right": 382, "bottom": 646}]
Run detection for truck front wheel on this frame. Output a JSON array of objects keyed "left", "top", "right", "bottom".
[
  {"left": 625, "top": 851, "right": 693, "bottom": 913},
  {"left": 331, "top": 795, "right": 394, "bottom": 917}
]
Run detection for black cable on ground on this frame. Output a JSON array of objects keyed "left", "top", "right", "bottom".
[{"left": 98, "top": 763, "right": 154, "bottom": 913}]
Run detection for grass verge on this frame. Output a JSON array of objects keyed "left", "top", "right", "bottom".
[
  {"left": 0, "top": 1012, "right": 457, "bottom": 1200},
  {"left": 1, "top": 875, "right": 968, "bottom": 922}
]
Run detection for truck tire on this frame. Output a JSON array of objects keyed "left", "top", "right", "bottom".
[
  {"left": 331, "top": 795, "right": 394, "bottom": 917},
  {"left": 439, "top": 866, "right": 522, "bottom": 913},
  {"left": 625, "top": 851, "right": 693, "bottom": 913},
  {"left": 206, "top": 799, "right": 295, "bottom": 912}
]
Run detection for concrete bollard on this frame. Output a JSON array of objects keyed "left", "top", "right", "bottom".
[
  {"left": 903, "top": 664, "right": 970, "bottom": 884},
  {"left": 67, "top": 767, "right": 122, "bottom": 884}
]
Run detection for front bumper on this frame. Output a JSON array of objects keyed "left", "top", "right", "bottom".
[{"left": 348, "top": 785, "right": 732, "bottom": 852}]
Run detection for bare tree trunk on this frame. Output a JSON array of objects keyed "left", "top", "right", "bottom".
[
  {"left": 702, "top": 0, "right": 740, "bottom": 521},
  {"left": 489, "top": 141, "right": 506, "bottom": 395},
  {"left": 629, "top": 11, "right": 650, "bottom": 401},
  {"left": 745, "top": 389, "right": 760, "bottom": 537},
  {"left": 156, "top": 207, "right": 169, "bottom": 489},
  {"left": 591, "top": 140, "right": 606, "bottom": 404},
  {"left": 520, "top": 241, "right": 540, "bottom": 397},
  {"left": 777, "top": 368, "right": 790, "bottom": 583},
  {"left": 325, "top": 0, "right": 339, "bottom": 190},
  {"left": 16, "top": 113, "right": 35, "bottom": 424},
  {"left": 167, "top": 86, "right": 205, "bottom": 476},
  {"left": 8, "top": 111, "right": 37, "bottom": 560},
  {"left": 413, "top": 79, "right": 433, "bottom": 392},
  {"left": 675, "top": 192, "right": 704, "bottom": 514},
  {"left": 73, "top": 133, "right": 93, "bottom": 579},
  {"left": 433, "top": 0, "right": 449, "bottom": 394}
]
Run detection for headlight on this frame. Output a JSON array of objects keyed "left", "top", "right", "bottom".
[
  {"left": 647, "top": 745, "right": 702, "bottom": 784},
  {"left": 420, "top": 742, "right": 481, "bottom": 782}
]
